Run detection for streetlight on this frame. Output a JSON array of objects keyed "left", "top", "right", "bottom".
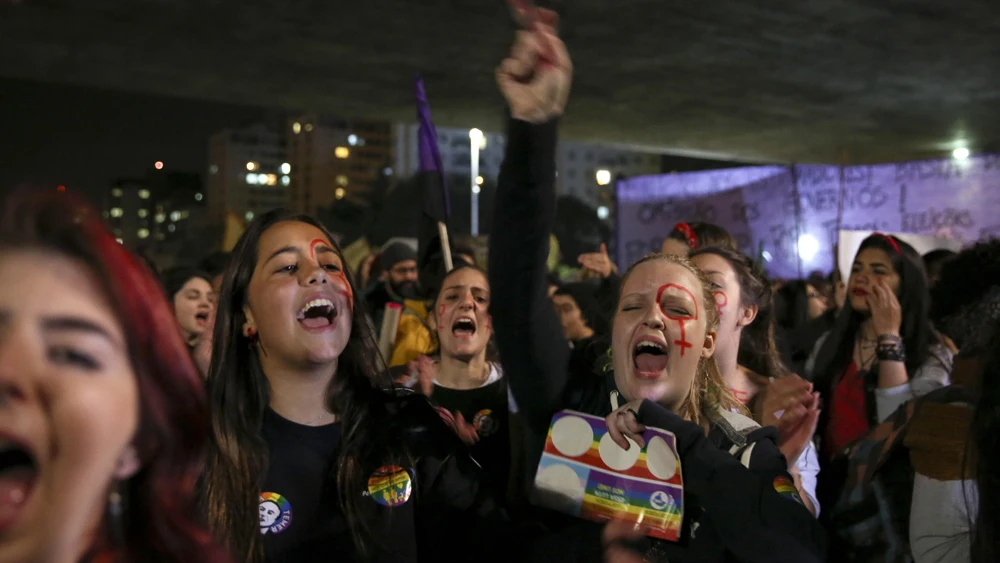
[
  {"left": 953, "top": 147, "right": 970, "bottom": 160},
  {"left": 596, "top": 169, "right": 612, "bottom": 186},
  {"left": 469, "top": 128, "right": 484, "bottom": 236}
]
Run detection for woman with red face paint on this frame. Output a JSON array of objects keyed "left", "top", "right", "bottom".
[
  {"left": 690, "top": 247, "right": 821, "bottom": 517},
  {"left": 201, "top": 210, "right": 513, "bottom": 563},
  {"left": 488, "top": 13, "right": 825, "bottom": 563},
  {"left": 0, "top": 190, "right": 227, "bottom": 563},
  {"left": 401, "top": 265, "right": 516, "bottom": 501}
]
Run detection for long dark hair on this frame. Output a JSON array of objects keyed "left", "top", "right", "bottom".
[
  {"left": 690, "top": 246, "right": 788, "bottom": 383},
  {"left": 774, "top": 280, "right": 812, "bottom": 332},
  {"left": 809, "top": 234, "right": 936, "bottom": 385},
  {"left": 1, "top": 189, "right": 227, "bottom": 563},
  {"left": 971, "top": 323, "right": 1000, "bottom": 562},
  {"left": 202, "top": 209, "right": 394, "bottom": 562}
]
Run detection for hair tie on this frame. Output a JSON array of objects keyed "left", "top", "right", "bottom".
[
  {"left": 674, "top": 222, "right": 698, "bottom": 250},
  {"left": 873, "top": 232, "right": 901, "bottom": 254}
]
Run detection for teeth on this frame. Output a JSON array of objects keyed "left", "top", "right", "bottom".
[
  {"left": 636, "top": 341, "right": 665, "bottom": 352},
  {"left": 298, "top": 298, "right": 334, "bottom": 317}
]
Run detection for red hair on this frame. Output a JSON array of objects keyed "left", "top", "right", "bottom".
[{"left": 0, "top": 188, "right": 228, "bottom": 563}]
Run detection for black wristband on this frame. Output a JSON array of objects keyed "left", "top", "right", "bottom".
[{"left": 876, "top": 340, "right": 906, "bottom": 363}]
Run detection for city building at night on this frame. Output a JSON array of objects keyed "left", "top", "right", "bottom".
[
  {"left": 103, "top": 169, "right": 206, "bottom": 264},
  {"left": 287, "top": 115, "right": 394, "bottom": 216},
  {"left": 207, "top": 121, "right": 288, "bottom": 224}
]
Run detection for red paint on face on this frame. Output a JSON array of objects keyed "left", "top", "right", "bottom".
[
  {"left": 713, "top": 291, "right": 728, "bottom": 319},
  {"left": 331, "top": 270, "right": 354, "bottom": 313},
  {"left": 656, "top": 283, "right": 699, "bottom": 357},
  {"left": 485, "top": 314, "right": 492, "bottom": 331},
  {"left": 308, "top": 238, "right": 326, "bottom": 260},
  {"left": 310, "top": 238, "right": 353, "bottom": 313},
  {"left": 437, "top": 302, "right": 448, "bottom": 333}
]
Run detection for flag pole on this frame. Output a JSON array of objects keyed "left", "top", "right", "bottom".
[{"left": 437, "top": 221, "right": 454, "bottom": 272}]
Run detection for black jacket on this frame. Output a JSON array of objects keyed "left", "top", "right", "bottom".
[
  {"left": 280, "top": 388, "right": 513, "bottom": 563},
  {"left": 488, "top": 115, "right": 826, "bottom": 563}
]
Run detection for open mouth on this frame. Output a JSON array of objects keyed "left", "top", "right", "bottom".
[
  {"left": 0, "top": 440, "right": 37, "bottom": 532},
  {"left": 632, "top": 339, "right": 669, "bottom": 379},
  {"left": 195, "top": 312, "right": 210, "bottom": 325},
  {"left": 852, "top": 288, "right": 869, "bottom": 297},
  {"left": 297, "top": 298, "right": 338, "bottom": 329},
  {"left": 452, "top": 317, "right": 477, "bottom": 338}
]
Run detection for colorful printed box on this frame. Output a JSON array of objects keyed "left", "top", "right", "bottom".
[{"left": 532, "top": 410, "right": 684, "bottom": 541}]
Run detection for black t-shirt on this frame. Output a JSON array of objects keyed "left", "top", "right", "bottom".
[
  {"left": 430, "top": 366, "right": 511, "bottom": 496},
  {"left": 259, "top": 409, "right": 354, "bottom": 562}
]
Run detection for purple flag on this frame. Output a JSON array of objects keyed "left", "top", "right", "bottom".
[{"left": 415, "top": 75, "right": 450, "bottom": 220}]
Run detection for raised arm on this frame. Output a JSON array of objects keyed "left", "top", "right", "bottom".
[{"left": 488, "top": 13, "right": 574, "bottom": 434}]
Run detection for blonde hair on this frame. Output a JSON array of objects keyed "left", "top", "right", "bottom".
[{"left": 617, "top": 253, "right": 746, "bottom": 426}]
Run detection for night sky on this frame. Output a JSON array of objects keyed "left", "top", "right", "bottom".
[{"left": 0, "top": 78, "right": 268, "bottom": 204}]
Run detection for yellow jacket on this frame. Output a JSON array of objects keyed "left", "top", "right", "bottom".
[{"left": 389, "top": 299, "right": 437, "bottom": 367}]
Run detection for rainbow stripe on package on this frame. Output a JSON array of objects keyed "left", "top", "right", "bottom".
[{"left": 532, "top": 410, "right": 684, "bottom": 541}]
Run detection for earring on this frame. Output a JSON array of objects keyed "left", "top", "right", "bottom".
[
  {"left": 106, "top": 480, "right": 125, "bottom": 546},
  {"left": 602, "top": 347, "right": 613, "bottom": 373}
]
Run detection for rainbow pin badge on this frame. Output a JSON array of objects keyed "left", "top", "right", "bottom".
[{"left": 367, "top": 465, "right": 413, "bottom": 507}]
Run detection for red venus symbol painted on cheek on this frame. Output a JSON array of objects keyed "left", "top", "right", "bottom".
[
  {"left": 656, "top": 284, "right": 699, "bottom": 357},
  {"left": 713, "top": 291, "right": 727, "bottom": 318}
]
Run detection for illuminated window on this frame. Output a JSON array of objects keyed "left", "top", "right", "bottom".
[
  {"left": 597, "top": 206, "right": 610, "bottom": 220},
  {"left": 110, "top": 207, "right": 123, "bottom": 218},
  {"left": 209, "top": 165, "right": 218, "bottom": 174},
  {"left": 138, "top": 209, "right": 148, "bottom": 218},
  {"left": 138, "top": 189, "right": 150, "bottom": 199},
  {"left": 170, "top": 211, "right": 181, "bottom": 222},
  {"left": 335, "top": 147, "right": 349, "bottom": 159},
  {"left": 257, "top": 173, "right": 268, "bottom": 184},
  {"left": 167, "top": 224, "right": 176, "bottom": 233},
  {"left": 246, "top": 173, "right": 258, "bottom": 184},
  {"left": 137, "top": 228, "right": 150, "bottom": 239},
  {"left": 194, "top": 192, "right": 203, "bottom": 201},
  {"left": 111, "top": 188, "right": 123, "bottom": 197},
  {"left": 246, "top": 161, "right": 257, "bottom": 171},
  {"left": 154, "top": 161, "right": 164, "bottom": 170},
  {"left": 348, "top": 134, "right": 358, "bottom": 146},
  {"left": 281, "top": 175, "right": 291, "bottom": 186},
  {"left": 334, "top": 187, "right": 346, "bottom": 199},
  {"left": 476, "top": 175, "right": 484, "bottom": 186},
  {"left": 266, "top": 174, "right": 277, "bottom": 186},
  {"left": 305, "top": 124, "right": 314, "bottom": 132},
  {"left": 155, "top": 213, "right": 166, "bottom": 223},
  {"left": 595, "top": 170, "right": 612, "bottom": 186},
  {"left": 280, "top": 162, "right": 291, "bottom": 174},
  {"left": 336, "top": 175, "right": 349, "bottom": 186},
  {"left": 292, "top": 122, "right": 302, "bottom": 134}
]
